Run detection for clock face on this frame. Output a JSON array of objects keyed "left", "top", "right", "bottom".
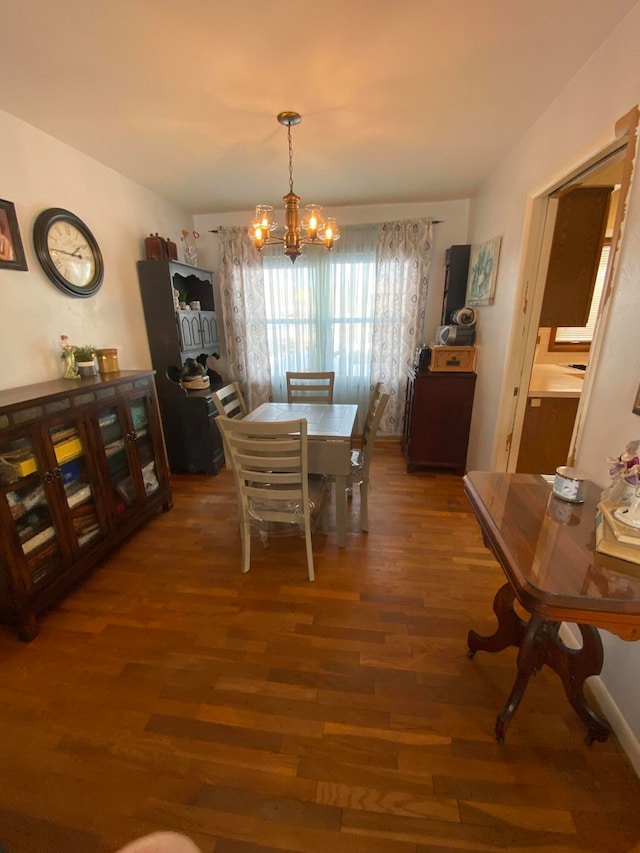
[
  {"left": 47, "top": 220, "right": 96, "bottom": 288},
  {"left": 34, "top": 208, "right": 104, "bottom": 297}
]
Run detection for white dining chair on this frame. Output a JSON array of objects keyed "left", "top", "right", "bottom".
[
  {"left": 347, "top": 382, "right": 389, "bottom": 532},
  {"left": 211, "top": 382, "right": 248, "bottom": 467},
  {"left": 216, "top": 416, "right": 330, "bottom": 581},
  {"left": 286, "top": 371, "right": 335, "bottom": 404},
  {"left": 211, "top": 382, "right": 247, "bottom": 419}
]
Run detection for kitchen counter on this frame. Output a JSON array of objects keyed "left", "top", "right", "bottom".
[{"left": 528, "top": 364, "right": 585, "bottom": 398}]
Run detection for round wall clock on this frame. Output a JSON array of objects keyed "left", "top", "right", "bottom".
[{"left": 33, "top": 207, "right": 104, "bottom": 297}]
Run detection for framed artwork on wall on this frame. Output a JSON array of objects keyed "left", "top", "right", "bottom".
[
  {"left": 633, "top": 382, "right": 640, "bottom": 416},
  {"left": 466, "top": 236, "right": 501, "bottom": 306},
  {"left": 0, "top": 199, "right": 28, "bottom": 271}
]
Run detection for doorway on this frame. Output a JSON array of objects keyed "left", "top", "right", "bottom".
[
  {"left": 515, "top": 154, "right": 623, "bottom": 473},
  {"left": 499, "top": 109, "right": 638, "bottom": 474}
]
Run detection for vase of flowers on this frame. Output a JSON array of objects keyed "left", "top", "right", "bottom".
[{"left": 181, "top": 229, "right": 199, "bottom": 266}]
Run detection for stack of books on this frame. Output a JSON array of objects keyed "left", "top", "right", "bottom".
[{"left": 595, "top": 502, "right": 640, "bottom": 565}]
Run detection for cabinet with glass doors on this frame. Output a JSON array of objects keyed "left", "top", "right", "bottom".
[{"left": 0, "top": 370, "right": 171, "bottom": 640}]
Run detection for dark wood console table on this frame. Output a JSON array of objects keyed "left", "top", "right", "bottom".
[{"left": 464, "top": 471, "right": 640, "bottom": 744}]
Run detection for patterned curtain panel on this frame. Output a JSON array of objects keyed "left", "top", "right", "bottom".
[
  {"left": 373, "top": 219, "right": 433, "bottom": 433},
  {"left": 218, "top": 227, "right": 273, "bottom": 410}
]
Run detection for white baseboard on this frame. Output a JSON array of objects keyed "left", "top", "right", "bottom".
[{"left": 559, "top": 623, "right": 640, "bottom": 778}]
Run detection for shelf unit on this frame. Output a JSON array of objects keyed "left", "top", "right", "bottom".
[
  {"left": 0, "top": 370, "right": 171, "bottom": 640},
  {"left": 136, "top": 260, "right": 225, "bottom": 474}
]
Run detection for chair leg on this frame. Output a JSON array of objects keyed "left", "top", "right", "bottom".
[
  {"left": 304, "top": 525, "right": 315, "bottom": 582},
  {"left": 360, "top": 481, "right": 369, "bottom": 532},
  {"left": 240, "top": 520, "right": 252, "bottom": 573}
]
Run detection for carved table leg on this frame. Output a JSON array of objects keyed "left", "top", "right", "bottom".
[
  {"left": 468, "top": 583, "right": 612, "bottom": 743},
  {"left": 495, "top": 614, "right": 555, "bottom": 742},
  {"left": 467, "top": 583, "right": 527, "bottom": 658},
  {"left": 545, "top": 623, "right": 611, "bottom": 744}
]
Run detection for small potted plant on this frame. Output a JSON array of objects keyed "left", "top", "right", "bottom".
[{"left": 74, "top": 345, "right": 97, "bottom": 377}]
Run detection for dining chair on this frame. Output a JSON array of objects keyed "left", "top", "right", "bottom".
[
  {"left": 211, "top": 382, "right": 248, "bottom": 467},
  {"left": 286, "top": 371, "right": 335, "bottom": 404},
  {"left": 216, "top": 416, "right": 330, "bottom": 581},
  {"left": 348, "top": 382, "right": 389, "bottom": 532},
  {"left": 211, "top": 381, "right": 247, "bottom": 419}
]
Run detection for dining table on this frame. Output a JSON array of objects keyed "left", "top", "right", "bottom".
[{"left": 243, "top": 402, "right": 359, "bottom": 547}]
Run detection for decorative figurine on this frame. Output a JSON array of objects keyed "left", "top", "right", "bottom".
[{"left": 60, "top": 334, "right": 80, "bottom": 379}]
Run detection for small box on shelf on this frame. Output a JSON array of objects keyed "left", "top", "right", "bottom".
[{"left": 428, "top": 345, "right": 477, "bottom": 373}]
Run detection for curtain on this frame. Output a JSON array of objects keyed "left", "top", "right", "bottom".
[
  {"left": 373, "top": 220, "right": 433, "bottom": 433},
  {"left": 262, "top": 224, "right": 378, "bottom": 422},
  {"left": 219, "top": 219, "right": 433, "bottom": 433},
  {"left": 218, "top": 227, "right": 272, "bottom": 410}
]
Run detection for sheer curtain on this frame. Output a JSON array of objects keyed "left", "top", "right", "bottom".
[
  {"left": 218, "top": 227, "right": 273, "bottom": 410},
  {"left": 373, "top": 220, "right": 433, "bottom": 432},
  {"left": 263, "top": 224, "right": 378, "bottom": 423},
  {"left": 219, "top": 219, "right": 433, "bottom": 432}
]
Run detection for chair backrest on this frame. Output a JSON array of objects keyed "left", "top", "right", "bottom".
[
  {"left": 360, "top": 383, "right": 390, "bottom": 475},
  {"left": 286, "top": 371, "right": 335, "bottom": 404},
  {"left": 211, "top": 382, "right": 247, "bottom": 419},
  {"left": 217, "top": 416, "right": 327, "bottom": 580},
  {"left": 217, "top": 416, "right": 311, "bottom": 531}
]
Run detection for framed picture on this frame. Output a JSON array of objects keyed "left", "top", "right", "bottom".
[
  {"left": 0, "top": 199, "right": 28, "bottom": 271},
  {"left": 466, "top": 236, "right": 501, "bottom": 306},
  {"left": 633, "top": 382, "right": 640, "bottom": 416}
]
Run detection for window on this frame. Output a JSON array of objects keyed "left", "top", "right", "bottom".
[
  {"left": 262, "top": 225, "right": 377, "bottom": 403},
  {"left": 550, "top": 242, "right": 610, "bottom": 351}
]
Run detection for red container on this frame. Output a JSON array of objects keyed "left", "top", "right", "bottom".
[{"left": 144, "top": 233, "right": 166, "bottom": 260}]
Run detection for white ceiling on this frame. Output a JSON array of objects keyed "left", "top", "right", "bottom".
[{"left": 1, "top": 0, "right": 637, "bottom": 214}]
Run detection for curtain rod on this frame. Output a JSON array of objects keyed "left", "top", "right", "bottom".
[{"left": 208, "top": 220, "right": 443, "bottom": 234}]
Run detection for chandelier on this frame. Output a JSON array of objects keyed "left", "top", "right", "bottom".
[{"left": 250, "top": 111, "right": 339, "bottom": 263}]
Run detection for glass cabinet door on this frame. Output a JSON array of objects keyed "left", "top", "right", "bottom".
[
  {"left": 48, "top": 420, "right": 105, "bottom": 549},
  {"left": 129, "top": 396, "right": 161, "bottom": 498},
  {"left": 97, "top": 405, "right": 137, "bottom": 514},
  {"left": 0, "top": 435, "right": 64, "bottom": 589}
]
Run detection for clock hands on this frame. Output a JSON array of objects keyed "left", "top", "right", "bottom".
[{"left": 51, "top": 248, "right": 83, "bottom": 258}]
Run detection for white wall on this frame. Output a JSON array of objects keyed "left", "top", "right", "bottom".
[
  {"left": 0, "top": 108, "right": 190, "bottom": 391},
  {"left": 465, "top": 3, "right": 640, "bottom": 763}
]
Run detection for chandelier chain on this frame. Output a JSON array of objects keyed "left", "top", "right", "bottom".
[{"left": 287, "top": 123, "right": 294, "bottom": 195}]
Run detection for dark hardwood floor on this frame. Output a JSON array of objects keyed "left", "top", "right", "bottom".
[{"left": 1, "top": 441, "right": 639, "bottom": 853}]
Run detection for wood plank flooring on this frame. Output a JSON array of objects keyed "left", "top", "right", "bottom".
[{"left": 1, "top": 441, "right": 639, "bottom": 853}]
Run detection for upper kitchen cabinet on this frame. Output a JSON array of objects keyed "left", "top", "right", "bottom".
[{"left": 539, "top": 185, "right": 613, "bottom": 328}]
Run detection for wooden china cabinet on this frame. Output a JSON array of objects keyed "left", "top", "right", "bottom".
[{"left": 0, "top": 370, "right": 171, "bottom": 641}]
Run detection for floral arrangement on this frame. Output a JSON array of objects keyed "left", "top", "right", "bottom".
[
  {"left": 180, "top": 229, "right": 199, "bottom": 266},
  {"left": 73, "top": 345, "right": 96, "bottom": 363}
]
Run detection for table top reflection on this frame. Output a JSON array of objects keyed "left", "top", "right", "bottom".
[{"left": 464, "top": 471, "right": 640, "bottom": 640}]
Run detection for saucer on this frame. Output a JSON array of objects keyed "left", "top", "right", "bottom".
[{"left": 613, "top": 506, "right": 640, "bottom": 529}]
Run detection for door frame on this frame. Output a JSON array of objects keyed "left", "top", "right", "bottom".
[{"left": 494, "top": 107, "right": 639, "bottom": 473}]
